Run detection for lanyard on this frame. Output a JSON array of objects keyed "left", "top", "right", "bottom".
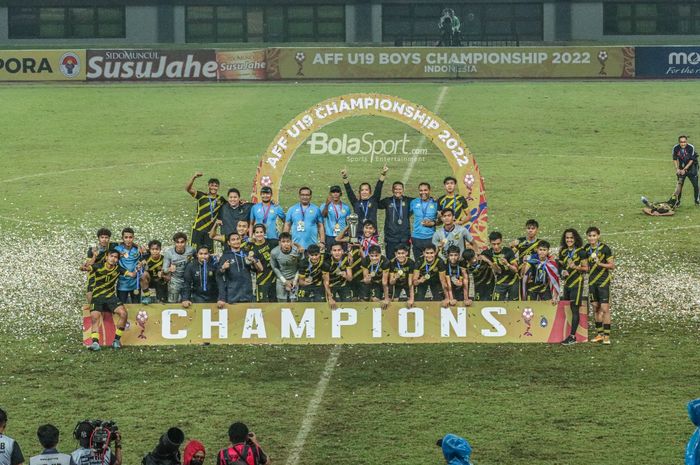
[
  {"left": 360, "top": 200, "right": 369, "bottom": 219},
  {"left": 299, "top": 204, "right": 307, "bottom": 221},
  {"left": 334, "top": 258, "right": 344, "bottom": 273},
  {"left": 202, "top": 260, "right": 208, "bottom": 291},
  {"left": 208, "top": 196, "right": 217, "bottom": 218},
  {"left": 567, "top": 248, "right": 575, "bottom": 261},
  {"left": 231, "top": 249, "right": 245, "bottom": 271},
  {"left": 424, "top": 261, "right": 432, "bottom": 275},
  {"left": 589, "top": 243, "right": 598, "bottom": 255},
  {"left": 370, "top": 261, "right": 380, "bottom": 275},
  {"left": 332, "top": 202, "right": 341, "bottom": 223},
  {"left": 261, "top": 202, "right": 272, "bottom": 223},
  {"left": 448, "top": 262, "right": 459, "bottom": 278},
  {"left": 392, "top": 197, "right": 402, "bottom": 222},
  {"left": 395, "top": 258, "right": 404, "bottom": 272},
  {"left": 420, "top": 199, "right": 431, "bottom": 219}
]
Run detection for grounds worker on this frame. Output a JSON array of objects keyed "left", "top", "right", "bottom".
[
  {"left": 29, "top": 425, "right": 76, "bottom": 465},
  {"left": 0, "top": 408, "right": 25, "bottom": 465},
  {"left": 673, "top": 135, "right": 699, "bottom": 206}
]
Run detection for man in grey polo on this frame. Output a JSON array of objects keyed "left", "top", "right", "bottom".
[
  {"left": 432, "top": 208, "right": 476, "bottom": 260},
  {"left": 0, "top": 408, "right": 24, "bottom": 465},
  {"left": 162, "top": 232, "right": 195, "bottom": 303},
  {"left": 29, "top": 425, "right": 75, "bottom": 465},
  {"left": 270, "top": 232, "right": 303, "bottom": 302}
]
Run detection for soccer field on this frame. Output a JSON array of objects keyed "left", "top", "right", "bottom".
[{"left": 1, "top": 80, "right": 700, "bottom": 465}]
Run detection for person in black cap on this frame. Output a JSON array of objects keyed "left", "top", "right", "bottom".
[
  {"left": 340, "top": 165, "right": 388, "bottom": 240},
  {"left": 321, "top": 185, "right": 352, "bottom": 251}
]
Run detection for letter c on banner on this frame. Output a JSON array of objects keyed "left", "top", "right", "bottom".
[
  {"left": 481, "top": 307, "right": 507, "bottom": 337},
  {"left": 332, "top": 308, "right": 357, "bottom": 338},
  {"left": 162, "top": 309, "right": 187, "bottom": 339}
]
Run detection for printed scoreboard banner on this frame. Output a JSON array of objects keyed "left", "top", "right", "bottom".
[
  {"left": 82, "top": 301, "right": 587, "bottom": 346},
  {"left": 0, "top": 50, "right": 85, "bottom": 81},
  {"left": 636, "top": 46, "right": 700, "bottom": 78},
  {"left": 266, "top": 46, "right": 635, "bottom": 79}
]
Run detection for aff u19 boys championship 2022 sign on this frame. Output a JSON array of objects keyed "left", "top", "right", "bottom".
[{"left": 83, "top": 302, "right": 588, "bottom": 346}]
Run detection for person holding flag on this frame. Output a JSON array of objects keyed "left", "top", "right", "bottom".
[
  {"left": 521, "top": 241, "right": 560, "bottom": 303},
  {"left": 250, "top": 186, "right": 285, "bottom": 248}
]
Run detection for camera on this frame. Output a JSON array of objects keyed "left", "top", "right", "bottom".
[{"left": 74, "top": 419, "right": 119, "bottom": 452}]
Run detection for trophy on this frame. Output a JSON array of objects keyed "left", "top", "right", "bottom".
[{"left": 347, "top": 213, "right": 359, "bottom": 243}]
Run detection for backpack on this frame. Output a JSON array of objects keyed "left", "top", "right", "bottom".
[{"left": 223, "top": 444, "right": 254, "bottom": 465}]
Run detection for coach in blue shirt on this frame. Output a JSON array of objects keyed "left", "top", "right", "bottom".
[
  {"left": 250, "top": 186, "right": 286, "bottom": 247},
  {"left": 410, "top": 182, "right": 439, "bottom": 260},
  {"left": 284, "top": 186, "right": 325, "bottom": 251}
]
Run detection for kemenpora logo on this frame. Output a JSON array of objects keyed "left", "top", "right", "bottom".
[{"left": 59, "top": 52, "right": 81, "bottom": 78}]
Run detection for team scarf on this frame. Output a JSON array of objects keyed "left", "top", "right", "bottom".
[
  {"left": 522, "top": 255, "right": 560, "bottom": 297},
  {"left": 360, "top": 234, "right": 380, "bottom": 257}
]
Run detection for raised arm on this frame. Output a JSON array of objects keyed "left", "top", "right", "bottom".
[
  {"left": 185, "top": 172, "right": 202, "bottom": 197},
  {"left": 341, "top": 168, "right": 359, "bottom": 206}
]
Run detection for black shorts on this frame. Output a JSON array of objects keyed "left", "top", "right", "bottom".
[
  {"left": 256, "top": 281, "right": 277, "bottom": 302},
  {"left": 92, "top": 296, "right": 124, "bottom": 313},
  {"left": 474, "top": 283, "right": 493, "bottom": 301},
  {"left": 392, "top": 284, "right": 410, "bottom": 301},
  {"left": 562, "top": 283, "right": 584, "bottom": 306},
  {"left": 589, "top": 284, "right": 610, "bottom": 304},
  {"left": 297, "top": 285, "right": 325, "bottom": 302},
  {"left": 330, "top": 286, "right": 352, "bottom": 302},
  {"left": 415, "top": 282, "right": 444, "bottom": 301},
  {"left": 493, "top": 282, "right": 519, "bottom": 301},
  {"left": 361, "top": 282, "right": 386, "bottom": 300},
  {"left": 190, "top": 228, "right": 214, "bottom": 252}
]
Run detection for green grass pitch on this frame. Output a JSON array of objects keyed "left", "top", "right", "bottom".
[{"left": 1, "top": 81, "right": 700, "bottom": 465}]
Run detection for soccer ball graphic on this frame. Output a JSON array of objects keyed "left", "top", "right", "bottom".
[
  {"left": 137, "top": 310, "right": 148, "bottom": 324},
  {"left": 261, "top": 176, "right": 272, "bottom": 187},
  {"left": 295, "top": 52, "right": 306, "bottom": 63},
  {"left": 598, "top": 50, "right": 608, "bottom": 62}
]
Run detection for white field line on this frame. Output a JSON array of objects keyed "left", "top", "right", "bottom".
[
  {"left": 401, "top": 85, "right": 449, "bottom": 184},
  {"left": 0, "top": 157, "right": 231, "bottom": 183},
  {"left": 284, "top": 344, "right": 342, "bottom": 465}
]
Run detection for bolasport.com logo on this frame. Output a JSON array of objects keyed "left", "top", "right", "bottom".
[{"left": 305, "top": 131, "right": 427, "bottom": 163}]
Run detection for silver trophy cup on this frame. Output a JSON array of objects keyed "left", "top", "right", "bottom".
[{"left": 347, "top": 213, "right": 359, "bottom": 243}]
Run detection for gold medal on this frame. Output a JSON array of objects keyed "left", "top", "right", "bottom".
[
  {"left": 370, "top": 271, "right": 376, "bottom": 278},
  {"left": 397, "top": 269, "right": 404, "bottom": 277},
  {"left": 424, "top": 273, "right": 431, "bottom": 280},
  {"left": 334, "top": 223, "right": 341, "bottom": 235}
]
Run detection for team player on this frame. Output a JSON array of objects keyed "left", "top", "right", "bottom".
[
  {"left": 0, "top": 408, "right": 25, "bottom": 465},
  {"left": 250, "top": 186, "right": 285, "bottom": 248},
  {"left": 463, "top": 249, "right": 493, "bottom": 302},
  {"left": 285, "top": 187, "right": 325, "bottom": 252},
  {"left": 217, "top": 232, "right": 262, "bottom": 306},
  {"left": 482, "top": 231, "right": 519, "bottom": 301},
  {"left": 181, "top": 245, "right": 218, "bottom": 307},
  {"left": 340, "top": 164, "right": 388, "bottom": 232},
  {"left": 522, "top": 241, "right": 560, "bottom": 302},
  {"left": 80, "top": 249, "right": 131, "bottom": 350},
  {"left": 162, "top": 232, "right": 195, "bottom": 303},
  {"left": 270, "top": 232, "right": 303, "bottom": 302},
  {"left": 185, "top": 172, "right": 225, "bottom": 251},
  {"left": 83, "top": 228, "right": 118, "bottom": 310},
  {"left": 413, "top": 243, "right": 448, "bottom": 305},
  {"left": 247, "top": 224, "right": 276, "bottom": 302},
  {"left": 511, "top": 219, "right": 542, "bottom": 299},
  {"left": 139, "top": 240, "right": 168, "bottom": 304},
  {"left": 444, "top": 246, "right": 471, "bottom": 306},
  {"left": 437, "top": 176, "right": 469, "bottom": 225},
  {"left": 432, "top": 208, "right": 475, "bottom": 259},
  {"left": 323, "top": 243, "right": 353, "bottom": 309},
  {"left": 586, "top": 226, "right": 615, "bottom": 345},
  {"left": 389, "top": 244, "right": 415, "bottom": 306},
  {"left": 321, "top": 185, "right": 352, "bottom": 250},
  {"left": 558, "top": 229, "right": 589, "bottom": 345},
  {"left": 114, "top": 228, "right": 141, "bottom": 304},
  {"left": 297, "top": 244, "right": 326, "bottom": 302},
  {"left": 361, "top": 245, "right": 391, "bottom": 308},
  {"left": 409, "top": 182, "right": 439, "bottom": 260}
]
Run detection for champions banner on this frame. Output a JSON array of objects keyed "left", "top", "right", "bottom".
[
  {"left": 82, "top": 301, "right": 587, "bottom": 346},
  {"left": 265, "top": 46, "right": 636, "bottom": 79},
  {"left": 0, "top": 50, "right": 85, "bottom": 81}
]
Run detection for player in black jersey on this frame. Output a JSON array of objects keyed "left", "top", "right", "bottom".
[
  {"left": 80, "top": 249, "right": 132, "bottom": 351},
  {"left": 463, "top": 249, "right": 493, "bottom": 301},
  {"left": 247, "top": 224, "right": 276, "bottom": 302},
  {"left": 297, "top": 244, "right": 326, "bottom": 302},
  {"left": 323, "top": 243, "right": 353, "bottom": 309},
  {"left": 511, "top": 219, "right": 542, "bottom": 299},
  {"left": 482, "top": 231, "right": 519, "bottom": 301},
  {"left": 522, "top": 241, "right": 559, "bottom": 302},
  {"left": 360, "top": 245, "right": 391, "bottom": 308},
  {"left": 83, "top": 228, "right": 118, "bottom": 310},
  {"left": 389, "top": 244, "right": 415, "bottom": 306},
  {"left": 413, "top": 243, "right": 448, "bottom": 304},
  {"left": 139, "top": 240, "right": 168, "bottom": 304},
  {"left": 444, "top": 246, "right": 471, "bottom": 306},
  {"left": 586, "top": 226, "right": 615, "bottom": 345},
  {"left": 558, "top": 229, "right": 589, "bottom": 345},
  {"left": 437, "top": 176, "right": 469, "bottom": 226},
  {"left": 186, "top": 172, "right": 226, "bottom": 252}
]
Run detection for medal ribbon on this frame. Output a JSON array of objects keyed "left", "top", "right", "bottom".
[
  {"left": 261, "top": 202, "right": 272, "bottom": 223},
  {"left": 202, "top": 260, "right": 208, "bottom": 291},
  {"left": 392, "top": 197, "right": 402, "bottom": 223},
  {"left": 209, "top": 197, "right": 217, "bottom": 219},
  {"left": 332, "top": 202, "right": 341, "bottom": 230},
  {"left": 360, "top": 200, "right": 369, "bottom": 220},
  {"left": 370, "top": 261, "right": 380, "bottom": 275},
  {"left": 448, "top": 262, "right": 459, "bottom": 279}
]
